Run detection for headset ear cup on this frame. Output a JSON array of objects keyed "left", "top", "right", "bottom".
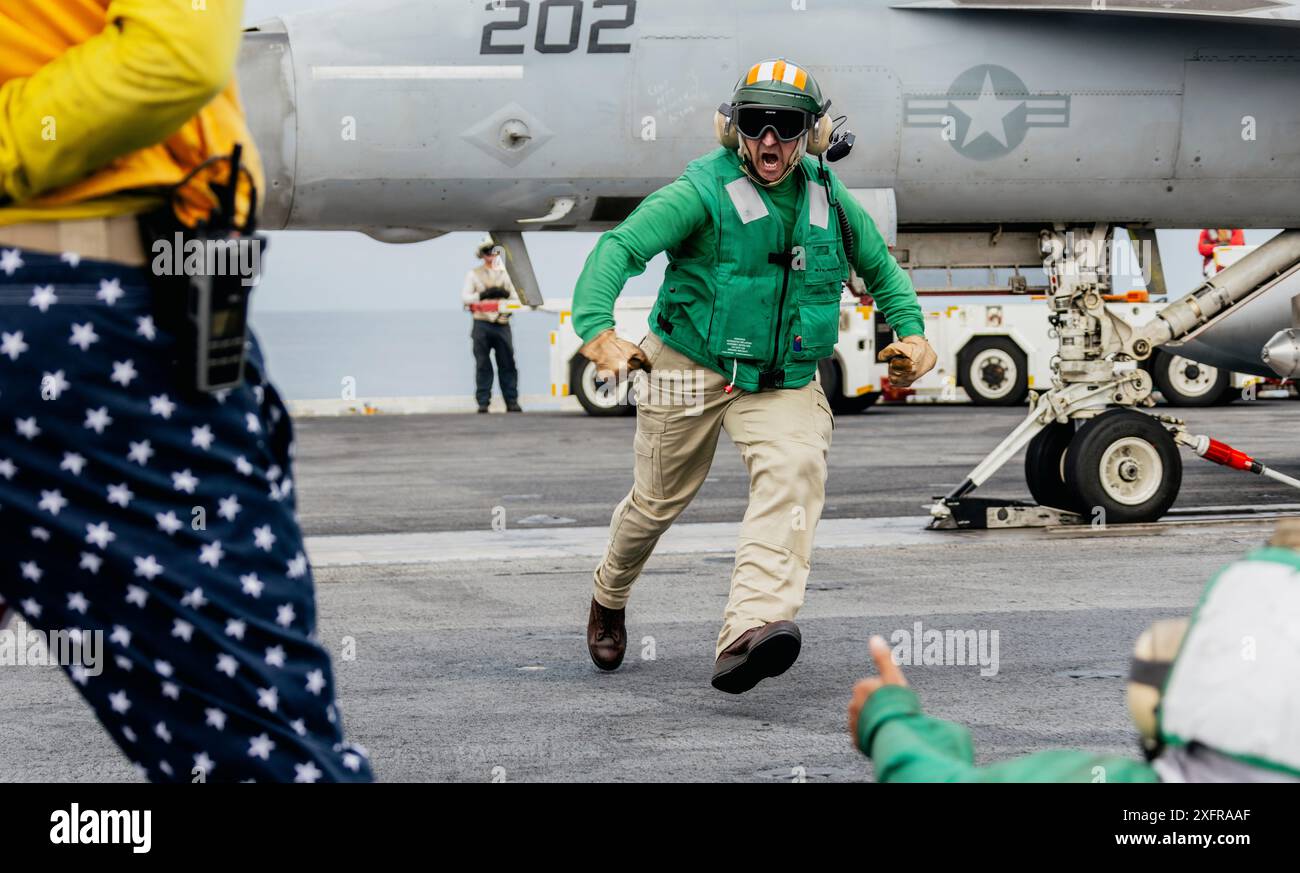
[
  {"left": 806, "top": 114, "right": 834, "bottom": 156},
  {"left": 715, "top": 111, "right": 739, "bottom": 149}
]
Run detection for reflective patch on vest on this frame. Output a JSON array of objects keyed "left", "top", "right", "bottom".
[
  {"left": 725, "top": 177, "right": 769, "bottom": 225},
  {"left": 808, "top": 181, "right": 829, "bottom": 230}
]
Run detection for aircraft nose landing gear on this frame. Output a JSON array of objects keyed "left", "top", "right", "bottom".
[
  {"left": 930, "top": 227, "right": 1300, "bottom": 531},
  {"left": 949, "top": 407, "right": 1184, "bottom": 529}
]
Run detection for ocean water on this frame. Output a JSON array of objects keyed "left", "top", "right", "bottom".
[{"left": 249, "top": 308, "right": 556, "bottom": 400}]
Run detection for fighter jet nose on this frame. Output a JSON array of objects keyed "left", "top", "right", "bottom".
[{"left": 1262, "top": 328, "right": 1300, "bottom": 378}]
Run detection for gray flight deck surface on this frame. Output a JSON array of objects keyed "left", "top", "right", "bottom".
[{"left": 3, "top": 401, "right": 1298, "bottom": 782}]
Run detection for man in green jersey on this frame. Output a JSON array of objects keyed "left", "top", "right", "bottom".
[{"left": 573, "top": 59, "right": 936, "bottom": 693}]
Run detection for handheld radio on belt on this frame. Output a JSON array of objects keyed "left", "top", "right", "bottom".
[{"left": 139, "top": 144, "right": 266, "bottom": 394}]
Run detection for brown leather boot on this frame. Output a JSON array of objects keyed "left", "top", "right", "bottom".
[
  {"left": 711, "top": 620, "right": 801, "bottom": 694},
  {"left": 587, "top": 598, "right": 626, "bottom": 671}
]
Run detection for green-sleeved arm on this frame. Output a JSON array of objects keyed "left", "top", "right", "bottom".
[
  {"left": 571, "top": 178, "right": 709, "bottom": 343},
  {"left": 832, "top": 178, "right": 925, "bottom": 339},
  {"left": 858, "top": 686, "right": 1160, "bottom": 783}
]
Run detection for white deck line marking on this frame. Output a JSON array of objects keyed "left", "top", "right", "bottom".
[
  {"left": 306, "top": 516, "right": 938, "bottom": 567},
  {"left": 304, "top": 508, "right": 1292, "bottom": 569}
]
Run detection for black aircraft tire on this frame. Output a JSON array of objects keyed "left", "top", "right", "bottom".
[
  {"left": 1064, "top": 409, "right": 1182, "bottom": 525},
  {"left": 1151, "top": 350, "right": 1231, "bottom": 407},
  {"left": 959, "top": 337, "right": 1029, "bottom": 406},
  {"left": 570, "top": 356, "right": 635, "bottom": 417},
  {"left": 819, "top": 358, "right": 880, "bottom": 415},
  {"left": 1025, "top": 421, "right": 1081, "bottom": 512}
]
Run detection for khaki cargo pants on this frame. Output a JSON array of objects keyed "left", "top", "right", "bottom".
[{"left": 592, "top": 332, "right": 835, "bottom": 658}]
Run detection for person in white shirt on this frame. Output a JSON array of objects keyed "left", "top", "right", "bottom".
[{"left": 462, "top": 241, "right": 523, "bottom": 413}]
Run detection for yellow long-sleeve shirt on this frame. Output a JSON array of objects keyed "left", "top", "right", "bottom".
[{"left": 0, "top": 0, "right": 263, "bottom": 227}]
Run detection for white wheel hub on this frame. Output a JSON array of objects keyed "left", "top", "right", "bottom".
[
  {"left": 581, "top": 361, "right": 632, "bottom": 410},
  {"left": 969, "top": 348, "right": 1018, "bottom": 400},
  {"left": 1166, "top": 355, "right": 1219, "bottom": 398},
  {"left": 1098, "top": 437, "right": 1163, "bottom": 506}
]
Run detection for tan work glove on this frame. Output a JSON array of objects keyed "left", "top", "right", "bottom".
[
  {"left": 578, "top": 328, "right": 650, "bottom": 381},
  {"left": 877, "top": 334, "right": 937, "bottom": 388}
]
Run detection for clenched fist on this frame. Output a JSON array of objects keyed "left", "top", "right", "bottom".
[
  {"left": 578, "top": 328, "right": 650, "bottom": 381},
  {"left": 877, "top": 334, "right": 937, "bottom": 388}
]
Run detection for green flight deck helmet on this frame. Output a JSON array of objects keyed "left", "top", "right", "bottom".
[{"left": 715, "top": 58, "right": 834, "bottom": 187}]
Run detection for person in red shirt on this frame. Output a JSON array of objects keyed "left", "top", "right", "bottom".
[{"left": 1198, "top": 228, "right": 1245, "bottom": 272}]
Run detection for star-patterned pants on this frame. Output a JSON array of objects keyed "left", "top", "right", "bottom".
[{"left": 0, "top": 249, "right": 374, "bottom": 782}]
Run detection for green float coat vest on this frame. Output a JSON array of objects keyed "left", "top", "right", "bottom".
[{"left": 649, "top": 148, "right": 849, "bottom": 392}]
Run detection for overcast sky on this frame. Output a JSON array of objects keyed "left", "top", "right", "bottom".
[{"left": 242, "top": 0, "right": 1258, "bottom": 314}]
